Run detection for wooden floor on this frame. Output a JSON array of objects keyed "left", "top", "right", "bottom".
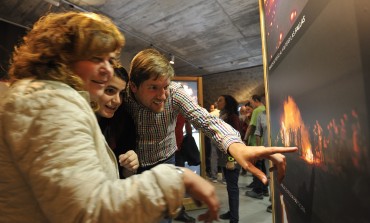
[{"left": 174, "top": 172, "right": 273, "bottom": 223}]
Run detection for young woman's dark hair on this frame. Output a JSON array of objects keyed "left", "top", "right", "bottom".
[
  {"left": 220, "top": 94, "right": 242, "bottom": 134},
  {"left": 98, "top": 66, "right": 126, "bottom": 137},
  {"left": 114, "top": 66, "right": 129, "bottom": 83},
  {"left": 221, "top": 94, "right": 239, "bottom": 117},
  {"left": 98, "top": 66, "right": 136, "bottom": 178}
]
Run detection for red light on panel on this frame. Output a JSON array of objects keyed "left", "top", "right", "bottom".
[{"left": 290, "top": 10, "right": 297, "bottom": 22}]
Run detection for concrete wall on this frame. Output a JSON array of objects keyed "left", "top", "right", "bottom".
[{"left": 202, "top": 65, "right": 265, "bottom": 110}]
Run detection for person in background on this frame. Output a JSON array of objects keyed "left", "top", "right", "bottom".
[
  {"left": 254, "top": 110, "right": 272, "bottom": 212},
  {"left": 174, "top": 114, "right": 196, "bottom": 222},
  {"left": 209, "top": 103, "right": 220, "bottom": 117},
  {"left": 175, "top": 113, "right": 192, "bottom": 167},
  {"left": 216, "top": 95, "right": 243, "bottom": 223},
  {"left": 204, "top": 105, "right": 213, "bottom": 179},
  {"left": 208, "top": 102, "right": 221, "bottom": 183},
  {"left": 96, "top": 66, "right": 139, "bottom": 178},
  {"left": 244, "top": 95, "right": 265, "bottom": 146},
  {"left": 239, "top": 105, "right": 248, "bottom": 137},
  {"left": 255, "top": 110, "right": 268, "bottom": 158},
  {"left": 239, "top": 101, "right": 253, "bottom": 141},
  {"left": 0, "top": 11, "right": 220, "bottom": 223},
  {"left": 240, "top": 101, "right": 254, "bottom": 176},
  {"left": 122, "top": 48, "right": 297, "bottom": 221},
  {"left": 245, "top": 94, "right": 268, "bottom": 199}
]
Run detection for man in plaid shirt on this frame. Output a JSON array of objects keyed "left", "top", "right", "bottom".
[{"left": 122, "top": 48, "right": 297, "bottom": 222}]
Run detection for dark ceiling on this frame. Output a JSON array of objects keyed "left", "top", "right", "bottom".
[{"left": 1, "top": 0, "right": 263, "bottom": 76}]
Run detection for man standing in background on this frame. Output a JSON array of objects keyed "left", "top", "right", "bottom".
[
  {"left": 244, "top": 95, "right": 268, "bottom": 199},
  {"left": 255, "top": 110, "right": 272, "bottom": 212}
]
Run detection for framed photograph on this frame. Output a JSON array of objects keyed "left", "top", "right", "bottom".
[
  {"left": 260, "top": 0, "right": 370, "bottom": 222},
  {"left": 173, "top": 76, "right": 207, "bottom": 210},
  {"left": 172, "top": 76, "right": 205, "bottom": 177}
]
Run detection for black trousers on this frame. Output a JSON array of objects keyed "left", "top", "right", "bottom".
[{"left": 252, "top": 159, "right": 268, "bottom": 193}]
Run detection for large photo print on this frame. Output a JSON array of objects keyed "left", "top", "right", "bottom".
[{"left": 264, "top": 0, "right": 370, "bottom": 222}]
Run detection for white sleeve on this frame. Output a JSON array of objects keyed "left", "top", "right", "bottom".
[{"left": 3, "top": 88, "right": 184, "bottom": 223}]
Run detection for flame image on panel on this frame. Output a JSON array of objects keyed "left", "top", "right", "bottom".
[
  {"left": 280, "top": 96, "right": 315, "bottom": 164},
  {"left": 276, "top": 96, "right": 367, "bottom": 172}
]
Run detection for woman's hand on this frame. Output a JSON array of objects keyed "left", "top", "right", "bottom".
[
  {"left": 181, "top": 168, "right": 220, "bottom": 222},
  {"left": 118, "top": 150, "right": 139, "bottom": 172}
]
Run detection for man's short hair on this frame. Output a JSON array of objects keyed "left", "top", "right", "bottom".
[
  {"left": 129, "top": 48, "right": 174, "bottom": 87},
  {"left": 252, "top": 94, "right": 261, "bottom": 102}
]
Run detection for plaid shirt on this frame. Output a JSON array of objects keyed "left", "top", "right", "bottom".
[{"left": 123, "top": 82, "right": 242, "bottom": 167}]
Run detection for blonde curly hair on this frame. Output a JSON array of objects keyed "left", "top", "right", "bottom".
[{"left": 9, "top": 11, "right": 125, "bottom": 91}]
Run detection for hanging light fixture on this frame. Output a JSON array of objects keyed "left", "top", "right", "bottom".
[
  {"left": 169, "top": 54, "right": 175, "bottom": 64},
  {"left": 43, "top": 0, "right": 60, "bottom": 6}
]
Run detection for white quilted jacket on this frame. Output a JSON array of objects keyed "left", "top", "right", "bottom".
[{"left": 0, "top": 79, "right": 184, "bottom": 223}]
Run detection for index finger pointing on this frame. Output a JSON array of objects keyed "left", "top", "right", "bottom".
[{"left": 267, "top": 146, "right": 298, "bottom": 155}]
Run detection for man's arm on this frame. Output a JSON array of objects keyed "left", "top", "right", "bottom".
[
  {"left": 244, "top": 125, "right": 256, "bottom": 145},
  {"left": 255, "top": 113, "right": 262, "bottom": 146},
  {"left": 256, "top": 136, "right": 261, "bottom": 146},
  {"left": 227, "top": 143, "right": 297, "bottom": 184},
  {"left": 172, "top": 83, "right": 297, "bottom": 184},
  {"left": 172, "top": 83, "right": 242, "bottom": 153}
]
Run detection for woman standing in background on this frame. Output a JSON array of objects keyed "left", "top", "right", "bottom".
[{"left": 217, "top": 95, "right": 243, "bottom": 223}]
